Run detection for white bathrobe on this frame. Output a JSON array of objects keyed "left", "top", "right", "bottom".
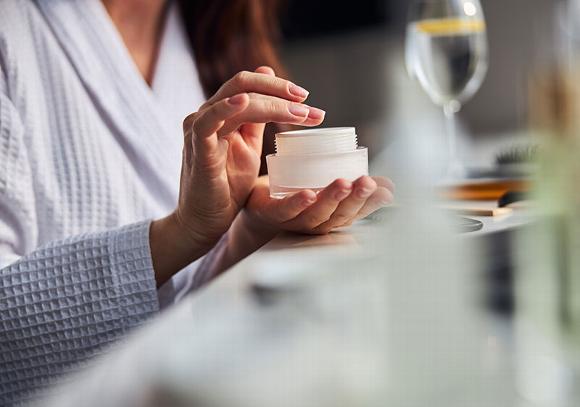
[{"left": 0, "top": 0, "right": 229, "bottom": 404}]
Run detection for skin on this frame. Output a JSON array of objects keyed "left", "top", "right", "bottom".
[
  {"left": 103, "top": 0, "right": 395, "bottom": 287},
  {"left": 101, "top": 0, "right": 168, "bottom": 85}
]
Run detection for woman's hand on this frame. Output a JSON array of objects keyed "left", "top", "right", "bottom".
[
  {"left": 150, "top": 67, "right": 325, "bottom": 286},
  {"left": 243, "top": 175, "right": 395, "bottom": 237},
  {"left": 186, "top": 175, "right": 394, "bottom": 287}
]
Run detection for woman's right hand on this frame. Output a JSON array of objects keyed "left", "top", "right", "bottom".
[{"left": 150, "top": 67, "right": 326, "bottom": 286}]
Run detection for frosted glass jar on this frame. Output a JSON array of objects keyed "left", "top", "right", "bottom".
[{"left": 266, "top": 127, "right": 369, "bottom": 198}]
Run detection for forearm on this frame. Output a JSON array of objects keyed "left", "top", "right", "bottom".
[
  {"left": 187, "top": 211, "right": 279, "bottom": 291},
  {"left": 150, "top": 206, "right": 279, "bottom": 290},
  {"left": 216, "top": 210, "right": 279, "bottom": 272},
  {"left": 0, "top": 222, "right": 159, "bottom": 405}
]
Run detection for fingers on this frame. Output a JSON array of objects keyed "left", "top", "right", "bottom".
[
  {"left": 246, "top": 176, "right": 318, "bottom": 226},
  {"left": 354, "top": 176, "right": 395, "bottom": 220},
  {"left": 205, "top": 69, "right": 310, "bottom": 106},
  {"left": 237, "top": 66, "right": 277, "bottom": 143},
  {"left": 191, "top": 93, "right": 250, "bottom": 138},
  {"left": 283, "top": 179, "right": 353, "bottom": 232},
  {"left": 217, "top": 93, "right": 325, "bottom": 136},
  {"left": 200, "top": 67, "right": 325, "bottom": 137},
  {"left": 313, "top": 176, "right": 378, "bottom": 233},
  {"left": 251, "top": 66, "right": 325, "bottom": 126},
  {"left": 301, "top": 105, "right": 327, "bottom": 127},
  {"left": 263, "top": 190, "right": 319, "bottom": 223},
  {"left": 372, "top": 176, "right": 395, "bottom": 192},
  {"left": 355, "top": 186, "right": 394, "bottom": 220},
  {"left": 246, "top": 176, "right": 394, "bottom": 237},
  {"left": 282, "top": 177, "right": 393, "bottom": 235},
  {"left": 255, "top": 65, "right": 276, "bottom": 76}
]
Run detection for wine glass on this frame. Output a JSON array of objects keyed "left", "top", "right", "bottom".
[{"left": 405, "top": 0, "right": 488, "bottom": 179}]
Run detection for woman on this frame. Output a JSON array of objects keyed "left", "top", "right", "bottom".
[{"left": 0, "top": 0, "right": 393, "bottom": 404}]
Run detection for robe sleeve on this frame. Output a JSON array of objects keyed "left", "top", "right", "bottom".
[{"left": 0, "top": 56, "right": 159, "bottom": 406}]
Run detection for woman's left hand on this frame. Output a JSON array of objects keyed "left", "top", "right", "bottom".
[{"left": 244, "top": 175, "right": 394, "bottom": 236}]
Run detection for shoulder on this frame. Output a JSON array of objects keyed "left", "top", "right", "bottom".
[
  {"left": 0, "top": 1, "right": 40, "bottom": 132},
  {"left": 0, "top": 0, "right": 37, "bottom": 40},
  {"left": 0, "top": 0, "right": 45, "bottom": 73},
  {"left": 0, "top": 0, "right": 51, "bottom": 105}
]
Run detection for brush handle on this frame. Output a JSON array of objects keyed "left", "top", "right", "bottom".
[{"left": 442, "top": 206, "right": 513, "bottom": 217}]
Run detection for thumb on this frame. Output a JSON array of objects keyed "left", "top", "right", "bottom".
[{"left": 260, "top": 189, "right": 318, "bottom": 223}]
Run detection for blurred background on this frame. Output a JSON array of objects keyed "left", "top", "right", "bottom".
[
  {"left": 31, "top": 2, "right": 580, "bottom": 405},
  {"left": 276, "top": 0, "right": 562, "bottom": 166}
]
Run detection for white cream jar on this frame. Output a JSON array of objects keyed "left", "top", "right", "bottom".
[{"left": 266, "top": 127, "right": 369, "bottom": 198}]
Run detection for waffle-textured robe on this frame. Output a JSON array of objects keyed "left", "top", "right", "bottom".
[{"left": 0, "top": 0, "right": 227, "bottom": 404}]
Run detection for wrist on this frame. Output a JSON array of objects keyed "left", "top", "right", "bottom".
[
  {"left": 149, "top": 212, "right": 214, "bottom": 287},
  {"left": 238, "top": 209, "right": 281, "bottom": 243},
  {"left": 172, "top": 209, "right": 219, "bottom": 250},
  {"left": 213, "top": 210, "right": 278, "bottom": 270}
]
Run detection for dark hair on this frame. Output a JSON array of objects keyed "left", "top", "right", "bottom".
[
  {"left": 177, "top": 0, "right": 286, "bottom": 98},
  {"left": 177, "top": 0, "right": 286, "bottom": 171}
]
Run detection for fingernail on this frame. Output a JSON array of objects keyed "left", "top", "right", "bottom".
[
  {"left": 228, "top": 94, "right": 247, "bottom": 105},
  {"left": 288, "top": 104, "right": 310, "bottom": 117},
  {"left": 334, "top": 188, "right": 351, "bottom": 200},
  {"left": 288, "top": 83, "right": 309, "bottom": 99},
  {"left": 356, "top": 187, "right": 372, "bottom": 199},
  {"left": 306, "top": 106, "right": 326, "bottom": 120},
  {"left": 302, "top": 197, "right": 316, "bottom": 206}
]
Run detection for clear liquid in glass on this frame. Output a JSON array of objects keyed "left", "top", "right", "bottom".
[{"left": 406, "top": 18, "right": 488, "bottom": 108}]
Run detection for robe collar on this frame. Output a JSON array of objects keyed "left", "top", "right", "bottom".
[{"left": 35, "top": 0, "right": 183, "bottom": 204}]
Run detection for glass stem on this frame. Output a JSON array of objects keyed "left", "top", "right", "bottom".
[
  {"left": 444, "top": 103, "right": 457, "bottom": 161},
  {"left": 443, "top": 102, "right": 462, "bottom": 178}
]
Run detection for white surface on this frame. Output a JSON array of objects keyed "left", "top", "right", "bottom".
[{"left": 38, "top": 205, "right": 580, "bottom": 407}]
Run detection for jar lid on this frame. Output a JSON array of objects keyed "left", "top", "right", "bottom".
[{"left": 275, "top": 127, "right": 358, "bottom": 156}]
